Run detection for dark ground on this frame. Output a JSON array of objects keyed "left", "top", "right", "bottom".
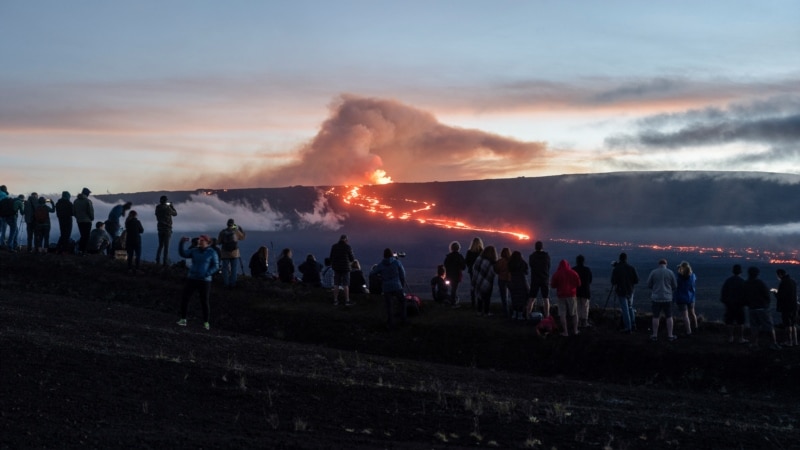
[{"left": 2, "top": 250, "right": 800, "bottom": 449}]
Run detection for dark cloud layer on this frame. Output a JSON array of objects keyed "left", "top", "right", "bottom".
[{"left": 605, "top": 97, "right": 800, "bottom": 150}]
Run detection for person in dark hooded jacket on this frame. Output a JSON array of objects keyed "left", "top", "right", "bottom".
[
  {"left": 55, "top": 191, "right": 74, "bottom": 254},
  {"left": 370, "top": 248, "right": 407, "bottom": 329},
  {"left": 774, "top": 269, "right": 798, "bottom": 347},
  {"left": 743, "top": 266, "right": 780, "bottom": 350}
]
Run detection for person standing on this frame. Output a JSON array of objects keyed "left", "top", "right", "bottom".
[
  {"left": 774, "top": 269, "right": 798, "bottom": 347},
  {"left": 443, "top": 241, "right": 466, "bottom": 308},
  {"left": 646, "top": 259, "right": 677, "bottom": 342},
  {"left": 720, "top": 264, "right": 748, "bottom": 344},
  {"left": 33, "top": 197, "right": 55, "bottom": 253},
  {"left": 527, "top": 240, "right": 552, "bottom": 318},
  {"left": 674, "top": 261, "right": 698, "bottom": 336},
  {"left": 550, "top": 259, "right": 582, "bottom": 336},
  {"left": 72, "top": 187, "right": 94, "bottom": 254},
  {"left": 508, "top": 250, "right": 530, "bottom": 320},
  {"left": 495, "top": 247, "right": 512, "bottom": 317},
  {"left": 154, "top": 195, "right": 177, "bottom": 266},
  {"left": 473, "top": 246, "right": 498, "bottom": 316},
  {"left": 217, "top": 218, "right": 246, "bottom": 289},
  {"left": 330, "top": 234, "right": 356, "bottom": 306},
  {"left": 4, "top": 194, "right": 25, "bottom": 251},
  {"left": 573, "top": 254, "right": 593, "bottom": 328},
  {"left": 465, "top": 237, "right": 484, "bottom": 309},
  {"left": 177, "top": 235, "right": 220, "bottom": 331},
  {"left": 370, "top": 248, "right": 407, "bottom": 330},
  {"left": 611, "top": 252, "right": 639, "bottom": 333},
  {"left": 55, "top": 191, "right": 74, "bottom": 254},
  {"left": 23, "top": 193, "right": 39, "bottom": 252},
  {"left": 743, "top": 266, "right": 780, "bottom": 350},
  {"left": 124, "top": 210, "right": 144, "bottom": 273},
  {"left": 0, "top": 185, "right": 8, "bottom": 246}
]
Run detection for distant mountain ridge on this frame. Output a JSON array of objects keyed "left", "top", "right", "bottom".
[{"left": 99, "top": 170, "right": 800, "bottom": 239}]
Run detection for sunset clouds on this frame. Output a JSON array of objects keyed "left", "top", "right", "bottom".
[{"left": 1, "top": 1, "right": 798, "bottom": 194}]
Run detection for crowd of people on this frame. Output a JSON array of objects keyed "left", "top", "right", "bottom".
[{"left": 3, "top": 183, "right": 797, "bottom": 343}]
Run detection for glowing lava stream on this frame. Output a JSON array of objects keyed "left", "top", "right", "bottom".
[{"left": 326, "top": 186, "right": 530, "bottom": 241}]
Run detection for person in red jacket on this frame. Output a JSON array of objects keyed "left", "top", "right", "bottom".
[{"left": 550, "top": 259, "right": 582, "bottom": 336}]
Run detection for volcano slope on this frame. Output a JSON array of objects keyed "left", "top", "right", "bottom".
[{"left": 1, "top": 250, "right": 799, "bottom": 449}]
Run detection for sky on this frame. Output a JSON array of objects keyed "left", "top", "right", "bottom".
[{"left": 2, "top": 0, "right": 799, "bottom": 197}]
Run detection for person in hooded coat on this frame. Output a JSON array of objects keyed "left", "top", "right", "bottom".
[
  {"left": 370, "top": 248, "right": 407, "bottom": 329},
  {"left": 550, "top": 259, "right": 582, "bottom": 336}
]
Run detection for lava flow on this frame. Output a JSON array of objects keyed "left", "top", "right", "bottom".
[{"left": 326, "top": 186, "right": 530, "bottom": 241}]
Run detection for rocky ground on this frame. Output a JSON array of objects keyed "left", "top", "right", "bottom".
[{"left": 1, "top": 250, "right": 800, "bottom": 449}]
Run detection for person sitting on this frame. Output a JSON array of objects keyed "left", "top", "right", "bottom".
[
  {"left": 276, "top": 248, "right": 298, "bottom": 284},
  {"left": 298, "top": 253, "right": 323, "bottom": 287},
  {"left": 431, "top": 264, "right": 449, "bottom": 302},
  {"left": 349, "top": 259, "right": 369, "bottom": 294},
  {"left": 249, "top": 246, "right": 271, "bottom": 279},
  {"left": 320, "top": 257, "right": 334, "bottom": 289},
  {"left": 369, "top": 265, "right": 383, "bottom": 296},
  {"left": 86, "top": 221, "right": 111, "bottom": 255}
]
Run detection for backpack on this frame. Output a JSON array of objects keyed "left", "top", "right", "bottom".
[
  {"left": 0, "top": 197, "right": 14, "bottom": 218},
  {"left": 34, "top": 205, "right": 49, "bottom": 224},
  {"left": 220, "top": 228, "right": 238, "bottom": 252}
]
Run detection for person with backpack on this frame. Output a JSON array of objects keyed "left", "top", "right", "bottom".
[
  {"left": 23, "top": 193, "right": 39, "bottom": 252},
  {"left": 33, "top": 196, "right": 55, "bottom": 253},
  {"left": 55, "top": 191, "right": 74, "bottom": 254},
  {"left": 1, "top": 193, "right": 25, "bottom": 252},
  {"left": 330, "top": 234, "right": 356, "bottom": 306},
  {"left": 125, "top": 210, "right": 144, "bottom": 273},
  {"left": 217, "top": 218, "right": 246, "bottom": 289},
  {"left": 370, "top": 248, "right": 407, "bottom": 330},
  {"left": 72, "top": 188, "right": 94, "bottom": 254}
]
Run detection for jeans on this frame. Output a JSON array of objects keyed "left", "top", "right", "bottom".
[
  {"left": 57, "top": 217, "right": 73, "bottom": 253},
  {"left": 221, "top": 257, "right": 240, "bottom": 286},
  {"left": 498, "top": 279, "right": 510, "bottom": 315},
  {"left": 4, "top": 216, "right": 18, "bottom": 249},
  {"left": 617, "top": 293, "right": 635, "bottom": 331}
]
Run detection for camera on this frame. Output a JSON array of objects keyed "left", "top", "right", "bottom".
[
  {"left": 166, "top": 202, "right": 171, "bottom": 206},
  {"left": 393, "top": 251, "right": 406, "bottom": 258}
]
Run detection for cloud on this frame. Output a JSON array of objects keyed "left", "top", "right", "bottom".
[
  {"left": 606, "top": 96, "right": 800, "bottom": 148},
  {"left": 63, "top": 190, "right": 345, "bottom": 234},
  {"left": 208, "top": 94, "right": 549, "bottom": 187}
]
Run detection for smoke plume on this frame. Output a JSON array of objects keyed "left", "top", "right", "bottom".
[{"left": 212, "top": 95, "right": 548, "bottom": 187}]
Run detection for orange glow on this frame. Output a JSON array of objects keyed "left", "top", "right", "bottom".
[
  {"left": 552, "top": 238, "right": 800, "bottom": 264},
  {"left": 328, "top": 186, "right": 530, "bottom": 240}
]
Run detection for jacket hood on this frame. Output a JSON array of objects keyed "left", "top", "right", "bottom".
[
  {"left": 61, "top": 191, "right": 71, "bottom": 200},
  {"left": 557, "top": 259, "right": 571, "bottom": 271}
]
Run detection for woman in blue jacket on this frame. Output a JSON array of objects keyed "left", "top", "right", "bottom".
[
  {"left": 177, "top": 234, "right": 220, "bottom": 330},
  {"left": 674, "top": 260, "right": 698, "bottom": 336}
]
